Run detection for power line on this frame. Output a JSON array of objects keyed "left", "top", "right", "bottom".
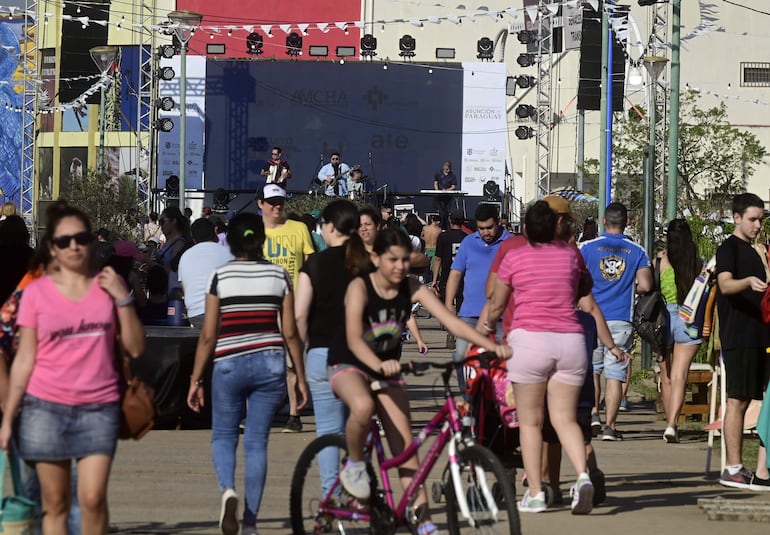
[{"left": 721, "top": 0, "right": 770, "bottom": 17}]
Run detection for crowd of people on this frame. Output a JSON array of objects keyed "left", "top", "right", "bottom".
[{"left": 0, "top": 185, "right": 768, "bottom": 534}]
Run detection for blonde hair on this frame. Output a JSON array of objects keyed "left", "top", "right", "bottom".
[{"left": 1, "top": 202, "right": 17, "bottom": 217}]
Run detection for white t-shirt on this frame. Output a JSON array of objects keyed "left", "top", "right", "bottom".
[{"left": 177, "top": 241, "right": 234, "bottom": 317}]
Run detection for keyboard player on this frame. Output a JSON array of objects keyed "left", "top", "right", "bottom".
[{"left": 433, "top": 160, "right": 458, "bottom": 229}]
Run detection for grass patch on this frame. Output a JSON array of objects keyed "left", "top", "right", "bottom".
[
  {"left": 709, "top": 435, "right": 760, "bottom": 470},
  {"left": 630, "top": 368, "right": 658, "bottom": 401}
]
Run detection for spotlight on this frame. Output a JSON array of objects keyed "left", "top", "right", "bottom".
[
  {"left": 515, "top": 104, "right": 537, "bottom": 120},
  {"left": 156, "top": 117, "right": 174, "bottom": 132},
  {"left": 483, "top": 181, "right": 501, "bottom": 202},
  {"left": 286, "top": 32, "right": 302, "bottom": 56},
  {"left": 517, "top": 30, "right": 537, "bottom": 44},
  {"left": 165, "top": 174, "right": 180, "bottom": 196},
  {"left": 213, "top": 188, "right": 230, "bottom": 211},
  {"left": 516, "top": 53, "right": 536, "bottom": 68},
  {"left": 399, "top": 34, "right": 416, "bottom": 58},
  {"left": 159, "top": 66, "right": 175, "bottom": 81},
  {"left": 246, "top": 32, "right": 263, "bottom": 55},
  {"left": 361, "top": 33, "right": 377, "bottom": 58},
  {"left": 476, "top": 37, "right": 494, "bottom": 60},
  {"left": 515, "top": 126, "right": 535, "bottom": 140},
  {"left": 158, "top": 44, "right": 175, "bottom": 58},
  {"left": 516, "top": 75, "right": 535, "bottom": 89},
  {"left": 156, "top": 96, "right": 175, "bottom": 111}
]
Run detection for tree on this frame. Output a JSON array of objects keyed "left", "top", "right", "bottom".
[
  {"left": 610, "top": 90, "right": 766, "bottom": 218},
  {"left": 59, "top": 168, "right": 143, "bottom": 240}
]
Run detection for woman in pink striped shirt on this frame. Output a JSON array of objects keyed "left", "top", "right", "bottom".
[{"left": 485, "top": 200, "right": 594, "bottom": 515}]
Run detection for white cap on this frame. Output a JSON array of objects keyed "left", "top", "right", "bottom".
[{"left": 262, "top": 184, "right": 287, "bottom": 200}]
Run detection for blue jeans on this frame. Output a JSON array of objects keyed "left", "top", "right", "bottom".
[
  {"left": 306, "top": 347, "right": 346, "bottom": 496},
  {"left": 211, "top": 349, "right": 287, "bottom": 526}
]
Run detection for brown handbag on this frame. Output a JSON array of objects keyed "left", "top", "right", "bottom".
[{"left": 117, "top": 348, "right": 157, "bottom": 440}]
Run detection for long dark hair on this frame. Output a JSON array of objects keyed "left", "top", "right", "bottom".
[
  {"left": 227, "top": 212, "right": 265, "bottom": 260},
  {"left": 323, "top": 200, "right": 370, "bottom": 275},
  {"left": 666, "top": 218, "right": 699, "bottom": 304}
]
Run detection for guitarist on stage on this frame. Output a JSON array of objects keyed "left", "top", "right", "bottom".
[
  {"left": 317, "top": 151, "right": 350, "bottom": 197},
  {"left": 433, "top": 160, "right": 457, "bottom": 229},
  {"left": 260, "top": 146, "right": 292, "bottom": 187}
]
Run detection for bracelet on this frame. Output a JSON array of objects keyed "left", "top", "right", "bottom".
[
  {"left": 115, "top": 294, "right": 134, "bottom": 307},
  {"left": 191, "top": 377, "right": 204, "bottom": 386},
  {"left": 483, "top": 321, "right": 495, "bottom": 333},
  {"left": 608, "top": 346, "right": 618, "bottom": 352}
]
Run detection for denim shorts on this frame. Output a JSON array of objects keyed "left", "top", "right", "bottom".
[
  {"left": 17, "top": 394, "right": 120, "bottom": 461},
  {"left": 666, "top": 303, "right": 702, "bottom": 347},
  {"left": 592, "top": 321, "right": 633, "bottom": 382}
]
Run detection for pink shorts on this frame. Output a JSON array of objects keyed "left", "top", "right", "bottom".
[{"left": 506, "top": 329, "right": 587, "bottom": 386}]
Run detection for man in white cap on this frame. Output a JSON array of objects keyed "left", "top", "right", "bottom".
[{"left": 257, "top": 184, "right": 315, "bottom": 432}]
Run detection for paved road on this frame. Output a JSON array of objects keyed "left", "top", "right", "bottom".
[{"left": 108, "top": 318, "right": 770, "bottom": 534}]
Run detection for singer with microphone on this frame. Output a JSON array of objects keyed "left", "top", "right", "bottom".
[
  {"left": 317, "top": 152, "right": 350, "bottom": 197},
  {"left": 260, "top": 146, "right": 292, "bottom": 187}
]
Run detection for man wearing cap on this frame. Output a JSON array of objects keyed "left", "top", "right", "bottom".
[
  {"left": 177, "top": 218, "right": 234, "bottom": 329},
  {"left": 317, "top": 152, "right": 349, "bottom": 197},
  {"left": 257, "top": 184, "right": 315, "bottom": 433},
  {"left": 579, "top": 202, "right": 651, "bottom": 441}
]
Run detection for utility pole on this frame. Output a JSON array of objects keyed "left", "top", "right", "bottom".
[{"left": 666, "top": 0, "right": 682, "bottom": 221}]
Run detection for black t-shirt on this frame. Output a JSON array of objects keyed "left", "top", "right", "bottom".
[
  {"left": 435, "top": 228, "right": 468, "bottom": 287},
  {"left": 300, "top": 245, "right": 355, "bottom": 348},
  {"left": 715, "top": 234, "right": 770, "bottom": 349},
  {"left": 328, "top": 274, "right": 413, "bottom": 380}
]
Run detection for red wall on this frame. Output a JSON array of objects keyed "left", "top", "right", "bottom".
[{"left": 178, "top": 0, "right": 362, "bottom": 59}]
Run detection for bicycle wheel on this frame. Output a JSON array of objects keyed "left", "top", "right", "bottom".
[
  {"left": 289, "top": 434, "right": 374, "bottom": 535},
  {"left": 445, "top": 444, "right": 521, "bottom": 535}
]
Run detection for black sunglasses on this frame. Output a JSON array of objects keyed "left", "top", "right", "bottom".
[
  {"left": 264, "top": 197, "right": 285, "bottom": 206},
  {"left": 51, "top": 231, "right": 94, "bottom": 249}
]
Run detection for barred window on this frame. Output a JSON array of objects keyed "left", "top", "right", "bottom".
[{"left": 741, "top": 62, "right": 770, "bottom": 87}]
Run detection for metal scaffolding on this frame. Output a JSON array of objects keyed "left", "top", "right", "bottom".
[
  {"left": 135, "top": 1, "right": 156, "bottom": 215},
  {"left": 21, "top": 0, "right": 38, "bottom": 227},
  {"left": 649, "top": 2, "right": 669, "bottom": 217},
  {"left": 535, "top": 1, "right": 554, "bottom": 199}
]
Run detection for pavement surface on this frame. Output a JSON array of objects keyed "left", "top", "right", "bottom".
[{"left": 107, "top": 317, "right": 770, "bottom": 534}]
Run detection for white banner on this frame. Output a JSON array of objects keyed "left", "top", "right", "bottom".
[
  {"left": 461, "top": 62, "right": 507, "bottom": 197},
  {"left": 564, "top": 2, "right": 583, "bottom": 51}
]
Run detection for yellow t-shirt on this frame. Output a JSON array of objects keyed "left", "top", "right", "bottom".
[{"left": 263, "top": 219, "right": 315, "bottom": 288}]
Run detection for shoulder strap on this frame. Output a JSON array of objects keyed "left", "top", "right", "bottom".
[{"left": 653, "top": 257, "right": 662, "bottom": 292}]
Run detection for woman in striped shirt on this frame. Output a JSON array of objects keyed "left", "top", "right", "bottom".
[{"left": 187, "top": 212, "right": 308, "bottom": 535}]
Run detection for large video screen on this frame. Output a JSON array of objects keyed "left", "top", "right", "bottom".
[{"left": 204, "top": 61, "right": 463, "bottom": 195}]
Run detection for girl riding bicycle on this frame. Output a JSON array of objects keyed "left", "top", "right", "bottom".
[{"left": 328, "top": 228, "right": 510, "bottom": 535}]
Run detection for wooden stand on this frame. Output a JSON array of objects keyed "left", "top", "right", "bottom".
[{"left": 654, "top": 362, "right": 713, "bottom": 423}]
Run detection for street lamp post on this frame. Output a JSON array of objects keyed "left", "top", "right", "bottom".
[
  {"left": 641, "top": 54, "right": 668, "bottom": 370},
  {"left": 168, "top": 10, "right": 202, "bottom": 211},
  {"left": 89, "top": 46, "right": 119, "bottom": 174}
]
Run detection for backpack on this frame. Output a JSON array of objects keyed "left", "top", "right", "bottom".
[{"left": 632, "top": 257, "right": 669, "bottom": 354}]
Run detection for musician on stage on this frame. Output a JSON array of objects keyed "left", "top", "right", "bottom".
[
  {"left": 317, "top": 152, "right": 350, "bottom": 197},
  {"left": 260, "top": 146, "right": 292, "bottom": 187},
  {"left": 433, "top": 160, "right": 457, "bottom": 229},
  {"left": 346, "top": 166, "right": 365, "bottom": 199}
]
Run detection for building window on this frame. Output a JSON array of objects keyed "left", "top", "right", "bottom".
[{"left": 741, "top": 62, "right": 770, "bottom": 87}]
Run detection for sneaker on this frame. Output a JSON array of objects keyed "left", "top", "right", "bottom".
[
  {"left": 719, "top": 467, "right": 753, "bottom": 490},
  {"left": 340, "top": 461, "right": 371, "bottom": 500},
  {"left": 590, "top": 413, "right": 602, "bottom": 437},
  {"left": 663, "top": 426, "right": 679, "bottom": 444},
  {"left": 749, "top": 473, "right": 770, "bottom": 492},
  {"left": 601, "top": 426, "right": 623, "bottom": 441},
  {"left": 241, "top": 525, "right": 257, "bottom": 535},
  {"left": 590, "top": 469, "right": 606, "bottom": 506},
  {"left": 219, "top": 489, "right": 239, "bottom": 535},
  {"left": 282, "top": 415, "right": 302, "bottom": 433},
  {"left": 619, "top": 400, "right": 629, "bottom": 412},
  {"left": 570, "top": 473, "right": 594, "bottom": 515},
  {"left": 517, "top": 489, "right": 547, "bottom": 513}
]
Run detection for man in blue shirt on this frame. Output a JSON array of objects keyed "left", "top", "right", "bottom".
[
  {"left": 579, "top": 202, "right": 651, "bottom": 441},
  {"left": 445, "top": 203, "right": 509, "bottom": 390}
]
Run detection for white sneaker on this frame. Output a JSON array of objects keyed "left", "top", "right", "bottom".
[
  {"left": 219, "top": 488, "right": 239, "bottom": 535},
  {"left": 517, "top": 489, "right": 547, "bottom": 513},
  {"left": 570, "top": 473, "right": 594, "bottom": 515},
  {"left": 340, "top": 461, "right": 371, "bottom": 500},
  {"left": 663, "top": 426, "right": 679, "bottom": 444}
]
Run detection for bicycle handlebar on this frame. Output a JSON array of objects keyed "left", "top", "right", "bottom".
[{"left": 370, "top": 352, "right": 506, "bottom": 392}]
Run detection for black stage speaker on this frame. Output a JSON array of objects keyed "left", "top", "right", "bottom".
[
  {"left": 59, "top": 0, "right": 110, "bottom": 104},
  {"left": 577, "top": 1, "right": 627, "bottom": 112}
]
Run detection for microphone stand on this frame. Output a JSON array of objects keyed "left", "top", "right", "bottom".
[{"left": 308, "top": 153, "right": 325, "bottom": 194}]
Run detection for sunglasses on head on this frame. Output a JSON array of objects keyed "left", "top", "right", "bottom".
[{"left": 51, "top": 231, "right": 94, "bottom": 249}]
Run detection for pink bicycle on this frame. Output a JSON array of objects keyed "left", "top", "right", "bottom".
[{"left": 289, "top": 358, "right": 520, "bottom": 534}]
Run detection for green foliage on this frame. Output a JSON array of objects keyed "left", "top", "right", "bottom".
[
  {"left": 611, "top": 91, "right": 767, "bottom": 218},
  {"left": 59, "top": 168, "right": 143, "bottom": 240},
  {"left": 284, "top": 194, "right": 371, "bottom": 218}
]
